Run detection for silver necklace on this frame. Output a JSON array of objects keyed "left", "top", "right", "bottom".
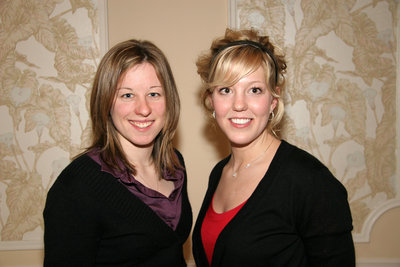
[{"left": 232, "top": 138, "right": 274, "bottom": 178}]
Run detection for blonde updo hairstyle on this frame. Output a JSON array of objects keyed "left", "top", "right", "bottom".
[{"left": 196, "top": 28, "right": 286, "bottom": 137}]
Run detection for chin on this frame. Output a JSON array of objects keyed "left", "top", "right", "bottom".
[
  {"left": 228, "top": 138, "right": 254, "bottom": 148},
  {"left": 132, "top": 141, "right": 156, "bottom": 148},
  {"left": 227, "top": 133, "right": 267, "bottom": 148},
  {"left": 126, "top": 136, "right": 157, "bottom": 148}
]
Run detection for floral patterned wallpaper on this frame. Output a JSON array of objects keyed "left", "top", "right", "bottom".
[
  {"left": 0, "top": 0, "right": 104, "bottom": 249},
  {"left": 231, "top": 0, "right": 399, "bottom": 241},
  {"left": 0, "top": 0, "right": 397, "bottom": 251}
]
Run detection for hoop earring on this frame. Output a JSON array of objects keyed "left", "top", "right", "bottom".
[
  {"left": 269, "top": 111, "right": 275, "bottom": 121},
  {"left": 212, "top": 111, "right": 216, "bottom": 119}
]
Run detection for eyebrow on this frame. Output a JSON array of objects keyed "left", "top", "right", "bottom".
[
  {"left": 117, "top": 85, "right": 163, "bottom": 90},
  {"left": 241, "top": 80, "right": 266, "bottom": 87},
  {"left": 248, "top": 80, "right": 265, "bottom": 84}
]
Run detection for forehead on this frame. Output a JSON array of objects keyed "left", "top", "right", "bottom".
[
  {"left": 237, "top": 66, "right": 266, "bottom": 83},
  {"left": 118, "top": 62, "right": 161, "bottom": 87},
  {"left": 212, "top": 46, "right": 270, "bottom": 84},
  {"left": 212, "top": 59, "right": 267, "bottom": 87},
  {"left": 219, "top": 66, "right": 267, "bottom": 89}
]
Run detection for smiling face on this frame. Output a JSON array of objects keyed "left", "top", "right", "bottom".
[
  {"left": 210, "top": 66, "right": 277, "bottom": 147},
  {"left": 110, "top": 62, "right": 166, "bottom": 150}
]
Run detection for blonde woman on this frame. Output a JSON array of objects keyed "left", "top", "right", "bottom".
[{"left": 192, "top": 29, "right": 354, "bottom": 267}]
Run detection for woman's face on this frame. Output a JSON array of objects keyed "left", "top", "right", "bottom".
[
  {"left": 210, "top": 66, "right": 277, "bottom": 147},
  {"left": 110, "top": 62, "right": 166, "bottom": 150}
]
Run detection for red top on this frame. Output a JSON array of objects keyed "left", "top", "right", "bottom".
[{"left": 201, "top": 197, "right": 246, "bottom": 265}]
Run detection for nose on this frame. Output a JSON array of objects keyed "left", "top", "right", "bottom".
[
  {"left": 233, "top": 92, "right": 247, "bottom": 111},
  {"left": 135, "top": 97, "right": 151, "bottom": 117}
]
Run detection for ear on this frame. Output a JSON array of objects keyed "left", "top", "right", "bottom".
[
  {"left": 207, "top": 94, "right": 214, "bottom": 110},
  {"left": 270, "top": 86, "right": 280, "bottom": 111}
]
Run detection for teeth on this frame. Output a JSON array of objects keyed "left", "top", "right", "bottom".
[
  {"left": 231, "top": 118, "right": 251, "bottom": 124},
  {"left": 130, "top": 121, "right": 152, "bottom": 128}
]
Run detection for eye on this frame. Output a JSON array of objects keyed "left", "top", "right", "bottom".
[
  {"left": 122, "top": 93, "right": 134, "bottom": 98},
  {"left": 218, "top": 87, "right": 231, "bottom": 94},
  {"left": 249, "top": 87, "right": 262, "bottom": 94},
  {"left": 148, "top": 92, "right": 161, "bottom": 97}
]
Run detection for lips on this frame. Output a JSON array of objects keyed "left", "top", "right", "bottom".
[
  {"left": 129, "top": 120, "right": 153, "bottom": 129},
  {"left": 229, "top": 118, "right": 252, "bottom": 128},
  {"left": 230, "top": 118, "right": 251, "bottom": 125}
]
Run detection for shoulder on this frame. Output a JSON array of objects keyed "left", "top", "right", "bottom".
[
  {"left": 278, "top": 140, "right": 331, "bottom": 176},
  {"left": 174, "top": 148, "right": 184, "bottom": 164},
  {"left": 48, "top": 154, "right": 100, "bottom": 193},
  {"left": 279, "top": 140, "right": 325, "bottom": 170},
  {"left": 61, "top": 153, "right": 100, "bottom": 178},
  {"left": 277, "top": 140, "right": 347, "bottom": 193},
  {"left": 276, "top": 142, "right": 353, "bottom": 233}
]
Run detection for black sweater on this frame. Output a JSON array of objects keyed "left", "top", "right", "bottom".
[
  {"left": 44, "top": 151, "right": 192, "bottom": 267},
  {"left": 193, "top": 140, "right": 355, "bottom": 267}
]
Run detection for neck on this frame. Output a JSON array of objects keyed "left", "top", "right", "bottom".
[
  {"left": 231, "top": 133, "right": 272, "bottom": 163},
  {"left": 230, "top": 133, "right": 275, "bottom": 177},
  {"left": 119, "top": 139, "right": 154, "bottom": 168}
]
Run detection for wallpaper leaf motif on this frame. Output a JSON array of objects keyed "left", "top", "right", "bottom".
[
  {"left": 235, "top": 0, "right": 398, "bottom": 238},
  {"left": 0, "top": 0, "right": 100, "bottom": 246},
  {"left": 2, "top": 172, "right": 45, "bottom": 240}
]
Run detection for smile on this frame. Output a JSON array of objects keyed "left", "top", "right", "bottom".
[
  {"left": 230, "top": 118, "right": 251, "bottom": 125},
  {"left": 129, "top": 120, "right": 153, "bottom": 128}
]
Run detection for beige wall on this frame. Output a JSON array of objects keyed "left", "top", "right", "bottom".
[
  {"left": 0, "top": 0, "right": 398, "bottom": 266},
  {"left": 107, "top": 0, "right": 229, "bottom": 262},
  {"left": 107, "top": 0, "right": 229, "bottom": 219}
]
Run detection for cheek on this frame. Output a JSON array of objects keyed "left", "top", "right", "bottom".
[
  {"left": 212, "top": 97, "right": 230, "bottom": 113},
  {"left": 109, "top": 105, "right": 118, "bottom": 121},
  {"left": 249, "top": 99, "right": 271, "bottom": 116},
  {"left": 151, "top": 101, "right": 167, "bottom": 116},
  {"left": 110, "top": 102, "right": 129, "bottom": 121}
]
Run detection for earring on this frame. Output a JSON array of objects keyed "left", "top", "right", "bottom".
[
  {"left": 212, "top": 111, "right": 216, "bottom": 119},
  {"left": 269, "top": 111, "right": 275, "bottom": 121}
]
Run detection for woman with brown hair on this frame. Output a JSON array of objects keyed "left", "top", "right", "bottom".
[
  {"left": 192, "top": 28, "right": 354, "bottom": 266},
  {"left": 44, "top": 39, "right": 192, "bottom": 266}
]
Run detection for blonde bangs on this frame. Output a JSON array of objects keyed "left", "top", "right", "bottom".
[{"left": 208, "top": 47, "right": 269, "bottom": 89}]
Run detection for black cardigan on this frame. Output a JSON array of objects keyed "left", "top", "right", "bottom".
[
  {"left": 43, "top": 151, "right": 192, "bottom": 267},
  {"left": 193, "top": 140, "right": 355, "bottom": 267}
]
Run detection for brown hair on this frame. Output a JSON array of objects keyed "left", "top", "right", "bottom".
[
  {"left": 196, "top": 28, "right": 287, "bottom": 136},
  {"left": 88, "top": 39, "right": 181, "bottom": 176}
]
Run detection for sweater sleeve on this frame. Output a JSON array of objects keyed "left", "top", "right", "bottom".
[
  {"left": 295, "top": 158, "right": 355, "bottom": 266},
  {"left": 43, "top": 160, "right": 100, "bottom": 266}
]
